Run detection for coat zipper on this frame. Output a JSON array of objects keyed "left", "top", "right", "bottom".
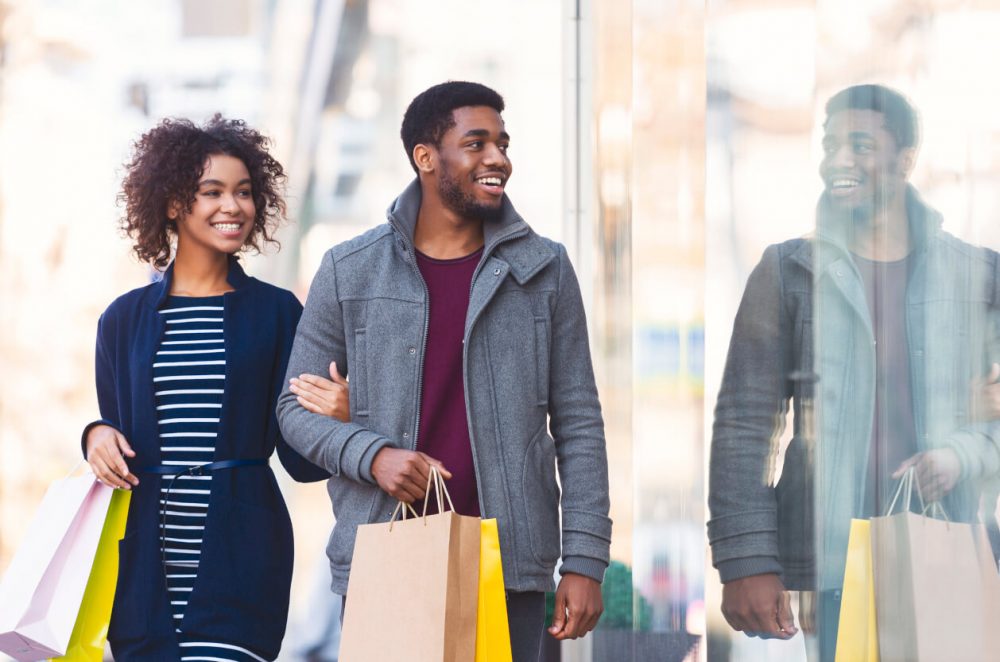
[
  {"left": 462, "top": 226, "right": 529, "bottom": 518},
  {"left": 390, "top": 218, "right": 529, "bottom": 518}
]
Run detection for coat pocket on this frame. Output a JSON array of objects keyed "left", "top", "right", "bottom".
[
  {"left": 533, "top": 317, "right": 550, "bottom": 407},
  {"left": 107, "top": 530, "right": 150, "bottom": 642},
  {"left": 327, "top": 479, "right": 381, "bottom": 567},
  {"left": 353, "top": 328, "right": 369, "bottom": 417},
  {"left": 522, "top": 424, "right": 561, "bottom": 566},
  {"left": 776, "top": 435, "right": 816, "bottom": 586},
  {"left": 183, "top": 494, "right": 294, "bottom": 649}
]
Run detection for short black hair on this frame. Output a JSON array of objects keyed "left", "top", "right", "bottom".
[
  {"left": 400, "top": 81, "right": 505, "bottom": 173},
  {"left": 824, "top": 84, "right": 919, "bottom": 151}
]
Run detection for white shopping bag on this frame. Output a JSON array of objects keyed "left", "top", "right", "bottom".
[{"left": 0, "top": 474, "right": 113, "bottom": 661}]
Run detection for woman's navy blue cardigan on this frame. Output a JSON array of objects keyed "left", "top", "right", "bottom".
[{"left": 82, "top": 257, "right": 328, "bottom": 660}]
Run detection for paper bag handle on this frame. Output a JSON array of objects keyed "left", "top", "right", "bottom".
[
  {"left": 885, "top": 467, "right": 951, "bottom": 521},
  {"left": 921, "top": 500, "right": 951, "bottom": 522},
  {"left": 421, "top": 466, "right": 455, "bottom": 518},
  {"left": 388, "top": 501, "right": 419, "bottom": 529},
  {"left": 64, "top": 458, "right": 91, "bottom": 480},
  {"left": 387, "top": 467, "right": 455, "bottom": 530},
  {"left": 885, "top": 467, "right": 926, "bottom": 516}
]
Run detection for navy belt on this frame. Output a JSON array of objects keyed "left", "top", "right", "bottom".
[
  {"left": 143, "top": 458, "right": 268, "bottom": 583},
  {"left": 141, "top": 458, "right": 267, "bottom": 476}
]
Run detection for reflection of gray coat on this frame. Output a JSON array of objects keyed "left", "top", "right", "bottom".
[
  {"left": 709, "top": 187, "right": 1000, "bottom": 590},
  {"left": 277, "top": 179, "right": 612, "bottom": 595}
]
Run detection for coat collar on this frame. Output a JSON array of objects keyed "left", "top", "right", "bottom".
[
  {"left": 386, "top": 178, "right": 555, "bottom": 285},
  {"left": 790, "top": 185, "right": 943, "bottom": 274},
  {"left": 148, "top": 254, "right": 252, "bottom": 309}
]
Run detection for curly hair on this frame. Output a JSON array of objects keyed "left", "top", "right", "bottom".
[
  {"left": 400, "top": 81, "right": 505, "bottom": 173},
  {"left": 119, "top": 114, "right": 286, "bottom": 268}
]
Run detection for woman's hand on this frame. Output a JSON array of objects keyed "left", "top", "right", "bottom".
[
  {"left": 85, "top": 424, "right": 139, "bottom": 490},
  {"left": 289, "top": 361, "right": 351, "bottom": 423}
]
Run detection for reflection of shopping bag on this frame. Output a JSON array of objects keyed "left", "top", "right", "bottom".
[
  {"left": 871, "top": 469, "right": 1000, "bottom": 662},
  {"left": 55, "top": 488, "right": 131, "bottom": 661},
  {"left": 476, "top": 519, "right": 512, "bottom": 662},
  {"left": 0, "top": 474, "right": 113, "bottom": 661},
  {"left": 835, "top": 519, "right": 878, "bottom": 662},
  {"left": 340, "top": 468, "right": 480, "bottom": 662}
]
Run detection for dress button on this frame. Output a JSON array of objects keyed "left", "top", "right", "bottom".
[{"left": 408, "top": 347, "right": 416, "bottom": 355}]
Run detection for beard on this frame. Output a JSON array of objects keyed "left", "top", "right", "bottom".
[{"left": 438, "top": 163, "right": 504, "bottom": 223}]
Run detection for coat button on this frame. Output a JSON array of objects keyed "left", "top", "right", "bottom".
[
  {"left": 494, "top": 268, "right": 502, "bottom": 276},
  {"left": 408, "top": 347, "right": 416, "bottom": 355}
]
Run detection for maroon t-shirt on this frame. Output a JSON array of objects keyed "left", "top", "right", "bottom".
[
  {"left": 414, "top": 247, "right": 483, "bottom": 517},
  {"left": 853, "top": 252, "right": 918, "bottom": 516}
]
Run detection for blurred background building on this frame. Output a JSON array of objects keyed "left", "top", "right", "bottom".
[{"left": 2, "top": 0, "right": 1000, "bottom": 661}]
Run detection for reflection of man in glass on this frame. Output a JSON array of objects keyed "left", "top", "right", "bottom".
[{"left": 708, "top": 85, "right": 1000, "bottom": 659}]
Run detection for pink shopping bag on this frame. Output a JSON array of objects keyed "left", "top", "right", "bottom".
[{"left": 0, "top": 474, "right": 114, "bottom": 661}]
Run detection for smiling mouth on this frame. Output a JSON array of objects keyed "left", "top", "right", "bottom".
[
  {"left": 829, "top": 177, "right": 861, "bottom": 191},
  {"left": 474, "top": 174, "right": 507, "bottom": 194},
  {"left": 212, "top": 222, "right": 244, "bottom": 234}
]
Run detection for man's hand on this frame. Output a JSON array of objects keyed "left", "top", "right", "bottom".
[
  {"left": 893, "top": 448, "right": 962, "bottom": 503},
  {"left": 548, "top": 573, "right": 603, "bottom": 640},
  {"left": 289, "top": 361, "right": 351, "bottom": 422},
  {"left": 85, "top": 424, "right": 139, "bottom": 490},
  {"left": 370, "top": 448, "right": 452, "bottom": 503},
  {"left": 721, "top": 574, "right": 797, "bottom": 639}
]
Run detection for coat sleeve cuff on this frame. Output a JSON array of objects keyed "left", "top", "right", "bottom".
[
  {"left": 80, "top": 419, "right": 121, "bottom": 458},
  {"left": 358, "top": 436, "right": 391, "bottom": 485},
  {"left": 716, "top": 556, "right": 784, "bottom": 583},
  {"left": 326, "top": 427, "right": 392, "bottom": 484},
  {"left": 559, "top": 555, "right": 608, "bottom": 584}
]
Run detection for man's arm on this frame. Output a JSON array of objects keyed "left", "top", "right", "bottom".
[
  {"left": 276, "top": 250, "right": 391, "bottom": 484},
  {"left": 546, "top": 245, "right": 612, "bottom": 638},
  {"left": 708, "top": 243, "right": 796, "bottom": 639},
  {"left": 275, "top": 250, "right": 450, "bottom": 500},
  {"left": 271, "top": 293, "right": 330, "bottom": 483}
]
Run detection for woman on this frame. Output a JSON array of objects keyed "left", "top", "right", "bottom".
[{"left": 82, "top": 115, "right": 329, "bottom": 661}]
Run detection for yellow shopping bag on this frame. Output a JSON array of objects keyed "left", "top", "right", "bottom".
[
  {"left": 476, "top": 519, "right": 512, "bottom": 662},
  {"left": 835, "top": 518, "right": 878, "bottom": 662},
  {"left": 53, "top": 489, "right": 131, "bottom": 662}
]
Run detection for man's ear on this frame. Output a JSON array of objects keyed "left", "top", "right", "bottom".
[
  {"left": 898, "top": 147, "right": 917, "bottom": 179},
  {"left": 413, "top": 143, "right": 435, "bottom": 174}
]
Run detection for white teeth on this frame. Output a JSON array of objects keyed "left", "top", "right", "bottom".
[
  {"left": 477, "top": 177, "right": 502, "bottom": 186},
  {"left": 214, "top": 223, "right": 241, "bottom": 232},
  {"left": 832, "top": 178, "right": 859, "bottom": 188}
]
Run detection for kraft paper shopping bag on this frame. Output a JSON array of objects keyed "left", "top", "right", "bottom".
[
  {"left": 871, "top": 469, "right": 1000, "bottom": 662},
  {"left": 475, "top": 518, "right": 512, "bottom": 662},
  {"left": 54, "top": 488, "right": 131, "bottom": 661},
  {"left": 0, "top": 474, "right": 114, "bottom": 661},
  {"left": 339, "top": 468, "right": 481, "bottom": 662},
  {"left": 835, "top": 518, "right": 878, "bottom": 662}
]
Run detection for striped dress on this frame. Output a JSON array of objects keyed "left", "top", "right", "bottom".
[{"left": 155, "top": 295, "right": 268, "bottom": 662}]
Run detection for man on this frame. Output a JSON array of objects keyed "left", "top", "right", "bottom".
[
  {"left": 708, "top": 84, "right": 1000, "bottom": 659},
  {"left": 277, "top": 81, "right": 612, "bottom": 660}
]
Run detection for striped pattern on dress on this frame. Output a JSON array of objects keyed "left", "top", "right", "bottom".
[{"left": 155, "top": 296, "right": 267, "bottom": 662}]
